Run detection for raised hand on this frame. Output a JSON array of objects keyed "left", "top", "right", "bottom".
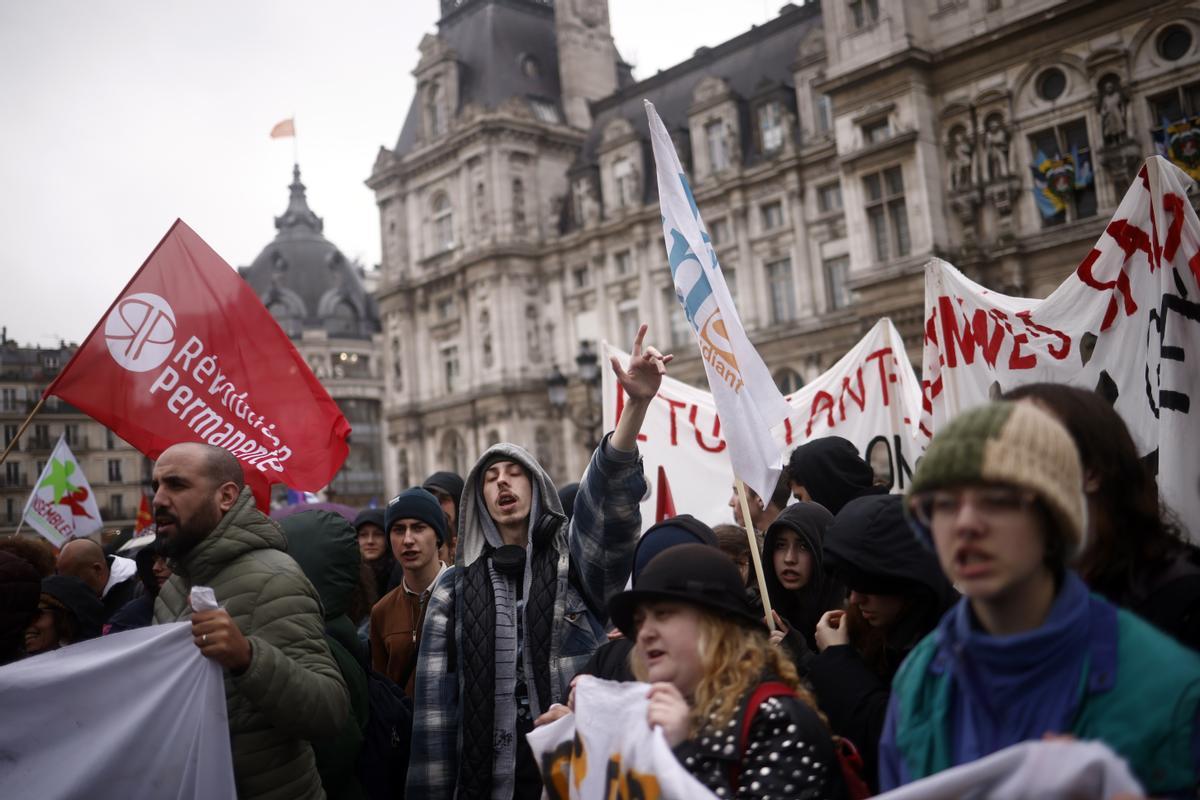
[{"left": 610, "top": 323, "right": 673, "bottom": 403}]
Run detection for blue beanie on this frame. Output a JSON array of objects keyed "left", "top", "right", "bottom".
[
  {"left": 633, "top": 515, "right": 719, "bottom": 584},
  {"left": 385, "top": 487, "right": 448, "bottom": 545}
]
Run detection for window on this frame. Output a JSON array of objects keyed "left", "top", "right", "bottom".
[
  {"left": 614, "top": 250, "right": 632, "bottom": 275},
  {"left": 432, "top": 193, "right": 454, "bottom": 251},
  {"left": 427, "top": 82, "right": 447, "bottom": 134},
  {"left": 614, "top": 158, "right": 637, "bottom": 207},
  {"left": 1158, "top": 24, "right": 1194, "bottom": 62},
  {"left": 436, "top": 296, "right": 454, "bottom": 321},
  {"left": 706, "top": 120, "right": 729, "bottom": 172},
  {"left": 571, "top": 265, "right": 590, "bottom": 289},
  {"left": 724, "top": 267, "right": 739, "bottom": 307},
  {"left": 108, "top": 459, "right": 122, "bottom": 483},
  {"left": 3, "top": 424, "right": 15, "bottom": 446},
  {"left": 709, "top": 218, "right": 729, "bottom": 247},
  {"left": 64, "top": 424, "right": 78, "bottom": 446},
  {"left": 862, "top": 118, "right": 891, "bottom": 145},
  {"left": 441, "top": 346, "right": 460, "bottom": 394},
  {"left": 617, "top": 302, "right": 640, "bottom": 348},
  {"left": 1149, "top": 82, "right": 1200, "bottom": 132},
  {"left": 864, "top": 166, "right": 910, "bottom": 261},
  {"left": 1036, "top": 68, "right": 1067, "bottom": 102},
  {"left": 529, "top": 99, "right": 561, "bottom": 123},
  {"left": 849, "top": 0, "right": 879, "bottom": 30},
  {"left": 327, "top": 300, "right": 359, "bottom": 337},
  {"left": 512, "top": 179, "right": 526, "bottom": 231},
  {"left": 4, "top": 463, "right": 18, "bottom": 486},
  {"left": 761, "top": 201, "right": 785, "bottom": 231},
  {"left": 824, "top": 255, "right": 852, "bottom": 310},
  {"left": 0, "top": 388, "right": 15, "bottom": 411},
  {"left": 816, "top": 182, "right": 843, "bottom": 214},
  {"left": 815, "top": 94, "right": 833, "bottom": 136},
  {"left": 5, "top": 498, "right": 13, "bottom": 522},
  {"left": 1028, "top": 118, "right": 1096, "bottom": 226},
  {"left": 774, "top": 368, "right": 804, "bottom": 395},
  {"left": 766, "top": 258, "right": 796, "bottom": 325},
  {"left": 758, "top": 101, "right": 785, "bottom": 152},
  {"left": 106, "top": 429, "right": 115, "bottom": 449},
  {"left": 664, "top": 287, "right": 691, "bottom": 348},
  {"left": 33, "top": 424, "right": 49, "bottom": 449},
  {"left": 111, "top": 494, "right": 124, "bottom": 517},
  {"left": 440, "top": 431, "right": 468, "bottom": 477}
]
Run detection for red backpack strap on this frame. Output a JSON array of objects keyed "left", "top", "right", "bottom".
[{"left": 728, "top": 681, "right": 797, "bottom": 791}]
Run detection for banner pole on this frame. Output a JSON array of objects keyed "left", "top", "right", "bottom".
[
  {"left": 735, "top": 477, "right": 776, "bottom": 633},
  {"left": 0, "top": 397, "right": 45, "bottom": 468}
]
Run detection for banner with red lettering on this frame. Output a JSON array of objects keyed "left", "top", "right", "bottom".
[
  {"left": 45, "top": 220, "right": 351, "bottom": 504},
  {"left": 919, "top": 156, "right": 1200, "bottom": 540},
  {"left": 604, "top": 318, "right": 921, "bottom": 528}
]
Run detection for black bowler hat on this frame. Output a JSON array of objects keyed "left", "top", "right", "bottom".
[{"left": 608, "top": 543, "right": 766, "bottom": 638}]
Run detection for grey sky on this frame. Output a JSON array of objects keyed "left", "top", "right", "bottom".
[{"left": 0, "top": 0, "right": 776, "bottom": 347}]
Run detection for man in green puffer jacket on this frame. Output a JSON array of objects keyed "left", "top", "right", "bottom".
[{"left": 152, "top": 442, "right": 350, "bottom": 800}]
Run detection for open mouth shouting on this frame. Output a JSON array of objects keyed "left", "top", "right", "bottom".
[
  {"left": 954, "top": 545, "right": 995, "bottom": 580},
  {"left": 495, "top": 490, "right": 520, "bottom": 515}
]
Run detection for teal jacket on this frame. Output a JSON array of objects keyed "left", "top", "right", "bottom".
[{"left": 881, "top": 587, "right": 1200, "bottom": 795}]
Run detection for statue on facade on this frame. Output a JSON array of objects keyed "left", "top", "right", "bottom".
[
  {"left": 576, "top": 177, "right": 601, "bottom": 226},
  {"left": 725, "top": 120, "right": 742, "bottom": 167},
  {"left": 984, "top": 116, "right": 1011, "bottom": 181},
  {"left": 949, "top": 128, "right": 974, "bottom": 190},
  {"left": 525, "top": 305, "right": 543, "bottom": 363},
  {"left": 1097, "top": 77, "right": 1129, "bottom": 146}
]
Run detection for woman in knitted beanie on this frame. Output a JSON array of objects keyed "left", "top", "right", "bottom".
[
  {"left": 878, "top": 400, "right": 1200, "bottom": 796},
  {"left": 607, "top": 543, "right": 846, "bottom": 799}
]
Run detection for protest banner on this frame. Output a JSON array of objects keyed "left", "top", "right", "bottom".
[
  {"left": 527, "top": 676, "right": 718, "bottom": 800},
  {"left": 603, "top": 318, "right": 922, "bottom": 530},
  {"left": 43, "top": 220, "right": 351, "bottom": 507},
  {"left": 20, "top": 436, "right": 102, "bottom": 547},
  {"left": 919, "top": 156, "right": 1200, "bottom": 540}
]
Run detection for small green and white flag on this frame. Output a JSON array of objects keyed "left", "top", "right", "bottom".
[{"left": 22, "top": 436, "right": 102, "bottom": 546}]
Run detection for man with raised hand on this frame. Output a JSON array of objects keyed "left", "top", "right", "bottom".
[
  {"left": 407, "top": 325, "right": 670, "bottom": 800},
  {"left": 151, "top": 442, "right": 349, "bottom": 800}
]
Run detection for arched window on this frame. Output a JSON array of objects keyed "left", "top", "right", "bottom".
[
  {"left": 440, "top": 430, "right": 468, "bottom": 477},
  {"left": 432, "top": 193, "right": 454, "bottom": 251},
  {"left": 426, "top": 81, "right": 445, "bottom": 137},
  {"left": 512, "top": 179, "right": 526, "bottom": 231},
  {"left": 267, "top": 300, "right": 300, "bottom": 338},
  {"left": 326, "top": 299, "right": 359, "bottom": 337},
  {"left": 773, "top": 367, "right": 804, "bottom": 396}
]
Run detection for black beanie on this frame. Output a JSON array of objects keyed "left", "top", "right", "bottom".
[
  {"left": 385, "top": 487, "right": 448, "bottom": 545},
  {"left": 423, "top": 471, "right": 465, "bottom": 517}
]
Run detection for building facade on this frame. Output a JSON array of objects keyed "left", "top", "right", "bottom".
[
  {"left": 0, "top": 334, "right": 147, "bottom": 536},
  {"left": 241, "top": 166, "right": 386, "bottom": 507},
  {"left": 370, "top": 0, "right": 1200, "bottom": 489}
]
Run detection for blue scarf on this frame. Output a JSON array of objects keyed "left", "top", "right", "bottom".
[{"left": 943, "top": 572, "right": 1092, "bottom": 764}]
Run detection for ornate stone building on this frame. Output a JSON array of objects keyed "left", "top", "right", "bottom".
[
  {"left": 241, "top": 166, "right": 385, "bottom": 506},
  {"left": 369, "top": 0, "right": 1200, "bottom": 489}
]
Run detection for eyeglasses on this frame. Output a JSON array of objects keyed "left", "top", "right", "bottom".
[{"left": 909, "top": 486, "right": 1038, "bottom": 527}]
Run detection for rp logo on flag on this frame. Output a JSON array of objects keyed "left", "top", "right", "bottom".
[{"left": 104, "top": 292, "right": 177, "bottom": 372}]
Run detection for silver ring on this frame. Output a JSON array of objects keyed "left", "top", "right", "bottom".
[{"left": 202, "top": 633, "right": 208, "bottom": 644}]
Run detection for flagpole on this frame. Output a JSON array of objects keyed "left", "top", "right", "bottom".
[
  {"left": 0, "top": 397, "right": 44, "bottom": 468},
  {"left": 292, "top": 114, "right": 299, "bottom": 165},
  {"left": 735, "top": 477, "right": 776, "bottom": 632}
]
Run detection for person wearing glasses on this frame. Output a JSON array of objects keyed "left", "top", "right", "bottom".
[{"left": 879, "top": 400, "right": 1200, "bottom": 796}]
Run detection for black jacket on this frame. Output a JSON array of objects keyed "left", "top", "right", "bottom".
[
  {"left": 808, "top": 494, "right": 957, "bottom": 792},
  {"left": 762, "top": 502, "right": 845, "bottom": 668},
  {"left": 575, "top": 636, "right": 635, "bottom": 683}
]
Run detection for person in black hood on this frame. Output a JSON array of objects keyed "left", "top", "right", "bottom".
[
  {"left": 761, "top": 502, "right": 845, "bottom": 670},
  {"left": 353, "top": 508, "right": 394, "bottom": 601},
  {"left": 23, "top": 575, "right": 105, "bottom": 656},
  {"left": 0, "top": 551, "right": 41, "bottom": 665},
  {"left": 805, "top": 493, "right": 957, "bottom": 792},
  {"left": 786, "top": 436, "right": 887, "bottom": 515}
]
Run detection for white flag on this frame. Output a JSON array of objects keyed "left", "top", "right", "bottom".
[
  {"left": 22, "top": 435, "right": 103, "bottom": 546},
  {"left": 645, "top": 100, "right": 792, "bottom": 500}
]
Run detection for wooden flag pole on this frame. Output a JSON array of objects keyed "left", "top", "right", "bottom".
[
  {"left": 735, "top": 477, "right": 776, "bottom": 633},
  {"left": 0, "top": 397, "right": 44, "bottom": 469}
]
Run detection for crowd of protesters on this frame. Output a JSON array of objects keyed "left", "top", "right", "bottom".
[{"left": 1, "top": 327, "right": 1199, "bottom": 799}]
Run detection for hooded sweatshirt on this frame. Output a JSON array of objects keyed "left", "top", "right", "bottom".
[
  {"left": 407, "top": 436, "right": 645, "bottom": 800},
  {"left": 807, "top": 494, "right": 957, "bottom": 792},
  {"left": 762, "top": 502, "right": 845, "bottom": 664},
  {"left": 787, "top": 436, "right": 887, "bottom": 515}
]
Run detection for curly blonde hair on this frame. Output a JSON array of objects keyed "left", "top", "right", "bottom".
[{"left": 632, "top": 609, "right": 823, "bottom": 737}]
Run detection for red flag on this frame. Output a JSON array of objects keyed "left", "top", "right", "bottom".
[
  {"left": 134, "top": 494, "right": 153, "bottom": 534},
  {"left": 46, "top": 220, "right": 351, "bottom": 510},
  {"left": 655, "top": 465, "right": 677, "bottom": 524}
]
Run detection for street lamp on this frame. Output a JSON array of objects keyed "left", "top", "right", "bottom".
[{"left": 547, "top": 340, "right": 603, "bottom": 450}]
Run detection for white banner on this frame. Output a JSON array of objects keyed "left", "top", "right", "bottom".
[
  {"left": 919, "top": 157, "right": 1200, "bottom": 540},
  {"left": 0, "top": 622, "right": 236, "bottom": 798},
  {"left": 22, "top": 435, "right": 103, "bottom": 546},
  {"left": 527, "top": 676, "right": 718, "bottom": 800},
  {"left": 645, "top": 100, "right": 793, "bottom": 501},
  {"left": 604, "top": 318, "right": 922, "bottom": 529}
]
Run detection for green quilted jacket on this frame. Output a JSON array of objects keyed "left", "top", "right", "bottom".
[{"left": 155, "top": 488, "right": 350, "bottom": 800}]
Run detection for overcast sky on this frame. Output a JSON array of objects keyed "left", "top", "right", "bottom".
[{"left": 0, "top": 0, "right": 781, "bottom": 347}]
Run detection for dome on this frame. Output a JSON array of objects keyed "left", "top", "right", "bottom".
[{"left": 242, "top": 164, "right": 380, "bottom": 339}]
